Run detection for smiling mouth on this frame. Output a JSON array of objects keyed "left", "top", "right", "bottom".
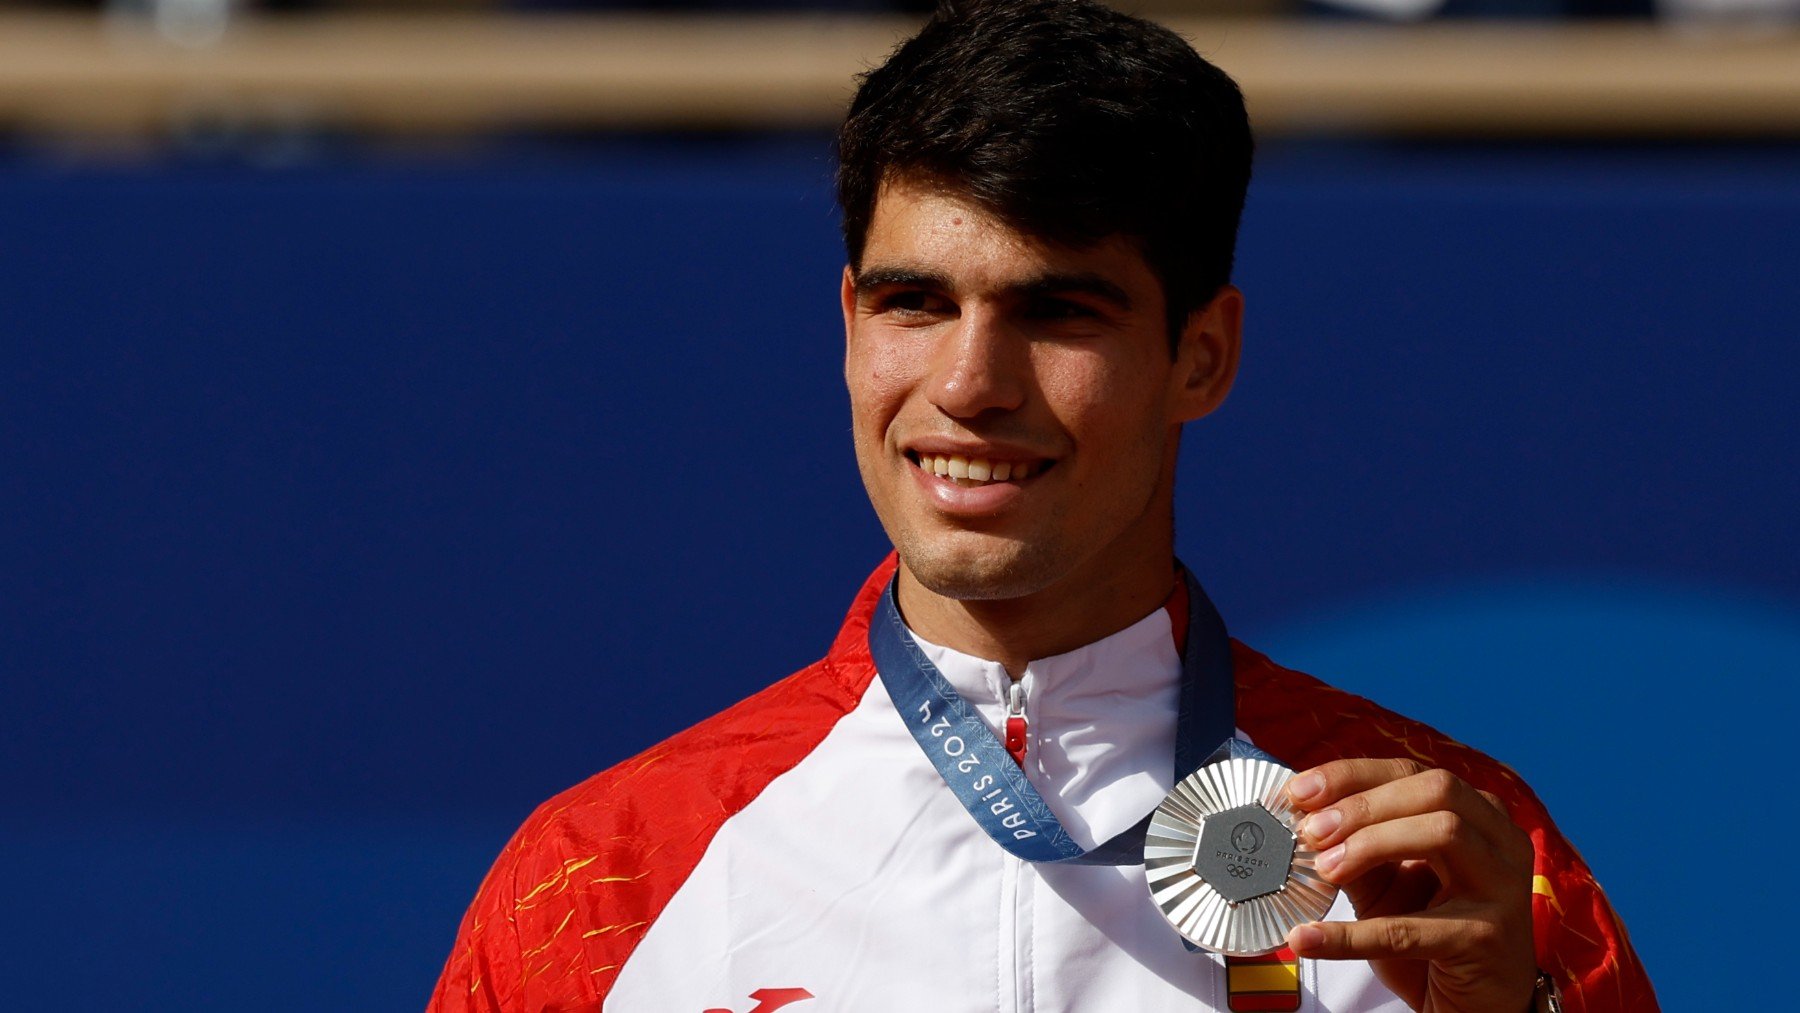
[{"left": 906, "top": 451, "right": 1052, "bottom": 487}]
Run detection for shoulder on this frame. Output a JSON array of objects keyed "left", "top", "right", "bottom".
[
  {"left": 427, "top": 558, "right": 895, "bottom": 1012},
  {"left": 428, "top": 657, "right": 879, "bottom": 1012},
  {"left": 1231, "top": 639, "right": 1527, "bottom": 795},
  {"left": 1230, "top": 640, "right": 1659, "bottom": 1013},
  {"left": 517, "top": 646, "right": 877, "bottom": 887}
]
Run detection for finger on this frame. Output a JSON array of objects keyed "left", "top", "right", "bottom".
[
  {"left": 1313, "top": 811, "right": 1509, "bottom": 896},
  {"left": 1286, "top": 911, "right": 1502, "bottom": 964},
  {"left": 1285, "top": 758, "right": 1424, "bottom": 812},
  {"left": 1298, "top": 768, "right": 1519, "bottom": 853},
  {"left": 1331, "top": 855, "right": 1398, "bottom": 916},
  {"left": 1344, "top": 859, "right": 1440, "bottom": 921}
]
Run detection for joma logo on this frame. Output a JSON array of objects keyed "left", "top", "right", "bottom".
[{"left": 702, "top": 986, "right": 814, "bottom": 1013}]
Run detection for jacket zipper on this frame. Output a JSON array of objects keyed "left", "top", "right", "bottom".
[
  {"left": 1004, "top": 680, "right": 1029, "bottom": 767},
  {"left": 1002, "top": 676, "right": 1032, "bottom": 1012}
]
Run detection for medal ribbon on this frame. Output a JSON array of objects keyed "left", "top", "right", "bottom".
[{"left": 869, "top": 566, "right": 1237, "bottom": 865}]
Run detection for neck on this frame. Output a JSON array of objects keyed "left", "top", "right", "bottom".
[{"left": 894, "top": 534, "right": 1178, "bottom": 680}]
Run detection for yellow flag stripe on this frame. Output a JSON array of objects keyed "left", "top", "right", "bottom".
[
  {"left": 1228, "top": 961, "right": 1300, "bottom": 993},
  {"left": 1533, "top": 875, "right": 1564, "bottom": 914}
]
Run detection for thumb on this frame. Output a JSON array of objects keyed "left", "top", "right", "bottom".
[{"left": 1286, "top": 915, "right": 1457, "bottom": 963}]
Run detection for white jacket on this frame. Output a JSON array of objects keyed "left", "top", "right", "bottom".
[{"left": 428, "top": 558, "right": 1653, "bottom": 1013}]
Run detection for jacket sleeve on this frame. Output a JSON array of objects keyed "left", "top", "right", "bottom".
[
  {"left": 426, "top": 833, "right": 526, "bottom": 1013},
  {"left": 1520, "top": 792, "right": 1658, "bottom": 1012}
]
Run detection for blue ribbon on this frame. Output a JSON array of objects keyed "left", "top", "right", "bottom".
[{"left": 869, "top": 567, "right": 1241, "bottom": 866}]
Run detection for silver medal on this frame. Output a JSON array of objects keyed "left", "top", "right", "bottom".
[{"left": 1144, "top": 755, "right": 1338, "bottom": 955}]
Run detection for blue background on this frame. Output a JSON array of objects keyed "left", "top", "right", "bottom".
[{"left": 4, "top": 136, "right": 1796, "bottom": 1009}]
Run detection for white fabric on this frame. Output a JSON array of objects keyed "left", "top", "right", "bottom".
[{"left": 607, "top": 607, "right": 1407, "bottom": 1011}]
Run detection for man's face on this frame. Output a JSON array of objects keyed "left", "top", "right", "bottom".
[{"left": 842, "top": 176, "right": 1238, "bottom": 603}]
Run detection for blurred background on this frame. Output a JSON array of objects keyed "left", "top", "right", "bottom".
[{"left": 3, "top": 0, "right": 1796, "bottom": 1008}]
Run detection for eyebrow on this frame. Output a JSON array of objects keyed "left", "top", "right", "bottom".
[
  {"left": 853, "top": 266, "right": 950, "bottom": 293},
  {"left": 853, "top": 266, "right": 1133, "bottom": 311},
  {"left": 1015, "top": 272, "right": 1133, "bottom": 311}
]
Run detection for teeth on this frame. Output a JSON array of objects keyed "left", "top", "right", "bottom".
[{"left": 916, "top": 454, "right": 1038, "bottom": 485}]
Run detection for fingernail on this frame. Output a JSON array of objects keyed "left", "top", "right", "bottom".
[
  {"left": 1288, "top": 773, "right": 1324, "bottom": 803},
  {"left": 1288, "top": 923, "right": 1325, "bottom": 953},
  {"left": 1303, "top": 809, "right": 1341, "bottom": 843},
  {"left": 1316, "top": 844, "right": 1344, "bottom": 877}
]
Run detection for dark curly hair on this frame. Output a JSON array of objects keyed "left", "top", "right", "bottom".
[{"left": 835, "top": 0, "right": 1254, "bottom": 343}]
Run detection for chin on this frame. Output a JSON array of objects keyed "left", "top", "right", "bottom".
[{"left": 895, "top": 531, "right": 1066, "bottom": 603}]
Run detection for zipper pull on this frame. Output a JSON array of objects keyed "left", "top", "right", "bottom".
[{"left": 1004, "top": 680, "right": 1028, "bottom": 767}]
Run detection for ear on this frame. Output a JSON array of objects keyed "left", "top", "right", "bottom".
[
  {"left": 840, "top": 265, "right": 858, "bottom": 345},
  {"left": 1170, "top": 284, "right": 1243, "bottom": 424}
]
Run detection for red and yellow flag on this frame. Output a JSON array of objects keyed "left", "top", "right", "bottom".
[{"left": 1225, "top": 947, "right": 1301, "bottom": 1012}]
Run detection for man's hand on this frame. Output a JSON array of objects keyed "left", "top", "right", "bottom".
[{"left": 1282, "top": 758, "right": 1537, "bottom": 1012}]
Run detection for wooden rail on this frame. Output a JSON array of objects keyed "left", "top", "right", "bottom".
[{"left": 2, "top": 12, "right": 1798, "bottom": 137}]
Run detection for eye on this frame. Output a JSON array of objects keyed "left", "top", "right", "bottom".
[
  {"left": 879, "top": 289, "right": 953, "bottom": 320},
  {"left": 1025, "top": 297, "right": 1097, "bottom": 321}
]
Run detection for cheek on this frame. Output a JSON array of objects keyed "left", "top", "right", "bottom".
[
  {"left": 1034, "top": 348, "right": 1139, "bottom": 428},
  {"left": 847, "top": 332, "right": 924, "bottom": 427},
  {"left": 1035, "top": 348, "right": 1172, "bottom": 466}
]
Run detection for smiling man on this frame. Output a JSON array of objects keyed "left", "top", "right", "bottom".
[
  {"left": 844, "top": 176, "right": 1233, "bottom": 674},
  {"left": 427, "top": 3, "right": 1654, "bottom": 1011}
]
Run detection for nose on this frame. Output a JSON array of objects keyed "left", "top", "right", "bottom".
[{"left": 925, "top": 307, "right": 1028, "bottom": 420}]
